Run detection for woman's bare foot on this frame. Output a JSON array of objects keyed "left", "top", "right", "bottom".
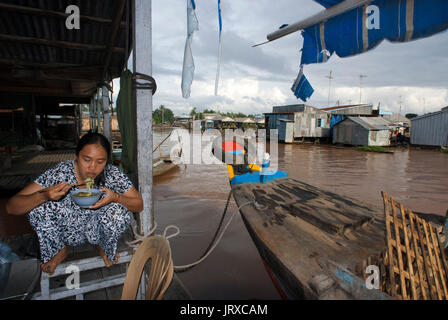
[
  {"left": 40, "top": 247, "right": 68, "bottom": 274},
  {"left": 98, "top": 247, "right": 119, "bottom": 267}
]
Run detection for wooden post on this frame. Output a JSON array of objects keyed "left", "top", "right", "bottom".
[
  {"left": 102, "top": 85, "right": 112, "bottom": 143},
  {"left": 31, "top": 94, "right": 37, "bottom": 144},
  {"left": 133, "top": 0, "right": 154, "bottom": 236},
  {"left": 89, "top": 98, "right": 93, "bottom": 131},
  {"left": 97, "top": 90, "right": 102, "bottom": 133}
]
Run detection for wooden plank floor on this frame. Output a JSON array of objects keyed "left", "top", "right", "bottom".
[
  {"left": 0, "top": 149, "right": 76, "bottom": 192},
  {"left": 2, "top": 229, "right": 192, "bottom": 300}
]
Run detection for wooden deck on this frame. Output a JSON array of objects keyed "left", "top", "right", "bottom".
[{"left": 2, "top": 227, "right": 192, "bottom": 300}]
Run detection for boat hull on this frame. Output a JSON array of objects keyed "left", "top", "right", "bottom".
[
  {"left": 231, "top": 178, "right": 388, "bottom": 299},
  {"left": 153, "top": 157, "right": 178, "bottom": 177}
]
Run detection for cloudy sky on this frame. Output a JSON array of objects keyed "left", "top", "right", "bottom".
[{"left": 122, "top": 0, "right": 448, "bottom": 116}]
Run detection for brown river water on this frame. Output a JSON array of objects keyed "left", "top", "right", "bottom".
[{"left": 152, "top": 128, "right": 448, "bottom": 299}]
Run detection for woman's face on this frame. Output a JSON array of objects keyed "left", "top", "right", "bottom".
[{"left": 76, "top": 143, "right": 108, "bottom": 180}]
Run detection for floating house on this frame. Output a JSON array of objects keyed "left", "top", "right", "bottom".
[
  {"left": 264, "top": 104, "right": 330, "bottom": 142},
  {"left": 410, "top": 107, "right": 448, "bottom": 147},
  {"left": 333, "top": 116, "right": 392, "bottom": 146}
]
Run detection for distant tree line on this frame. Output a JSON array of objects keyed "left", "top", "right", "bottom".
[
  {"left": 152, "top": 105, "right": 261, "bottom": 123},
  {"left": 405, "top": 113, "right": 418, "bottom": 119},
  {"left": 189, "top": 107, "right": 257, "bottom": 120},
  {"left": 153, "top": 105, "right": 174, "bottom": 124}
]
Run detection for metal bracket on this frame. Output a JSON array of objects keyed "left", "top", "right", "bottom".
[{"left": 133, "top": 72, "right": 157, "bottom": 95}]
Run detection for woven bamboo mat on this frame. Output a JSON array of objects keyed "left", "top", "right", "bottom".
[{"left": 382, "top": 192, "right": 448, "bottom": 299}]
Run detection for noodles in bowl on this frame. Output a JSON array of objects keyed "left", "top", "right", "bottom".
[{"left": 70, "top": 188, "right": 103, "bottom": 208}]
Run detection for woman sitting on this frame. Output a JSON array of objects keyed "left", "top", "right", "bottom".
[{"left": 6, "top": 132, "right": 143, "bottom": 274}]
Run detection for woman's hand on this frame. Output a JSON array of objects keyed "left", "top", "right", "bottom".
[
  {"left": 89, "top": 186, "right": 143, "bottom": 213},
  {"left": 6, "top": 181, "right": 73, "bottom": 216},
  {"left": 89, "top": 187, "right": 119, "bottom": 210},
  {"left": 40, "top": 182, "right": 72, "bottom": 201}
]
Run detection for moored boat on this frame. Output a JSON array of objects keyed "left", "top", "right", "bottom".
[
  {"left": 213, "top": 136, "right": 392, "bottom": 299},
  {"left": 113, "top": 148, "right": 178, "bottom": 178},
  {"left": 231, "top": 178, "right": 390, "bottom": 299},
  {"left": 153, "top": 156, "right": 178, "bottom": 177}
]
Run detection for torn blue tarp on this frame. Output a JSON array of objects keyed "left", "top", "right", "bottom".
[
  {"left": 313, "top": 0, "right": 345, "bottom": 9},
  {"left": 181, "top": 0, "right": 199, "bottom": 99},
  {"left": 301, "top": 24, "right": 333, "bottom": 65},
  {"left": 302, "top": 0, "right": 448, "bottom": 65},
  {"left": 294, "top": 0, "right": 448, "bottom": 101},
  {"left": 291, "top": 68, "right": 314, "bottom": 101}
]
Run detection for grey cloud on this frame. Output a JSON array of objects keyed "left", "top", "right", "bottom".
[{"left": 149, "top": 0, "right": 447, "bottom": 115}]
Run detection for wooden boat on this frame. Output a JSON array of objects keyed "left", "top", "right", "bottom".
[
  {"left": 113, "top": 149, "right": 178, "bottom": 178},
  {"left": 231, "top": 178, "right": 391, "bottom": 299},
  {"left": 213, "top": 135, "right": 392, "bottom": 299},
  {"left": 153, "top": 157, "right": 178, "bottom": 177}
]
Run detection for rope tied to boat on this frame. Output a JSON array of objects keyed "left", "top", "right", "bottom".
[
  {"left": 152, "top": 131, "right": 173, "bottom": 153},
  {"left": 173, "top": 190, "right": 256, "bottom": 272},
  {"left": 126, "top": 189, "right": 258, "bottom": 272}
]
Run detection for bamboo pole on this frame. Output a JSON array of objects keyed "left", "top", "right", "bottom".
[
  {"left": 400, "top": 204, "right": 417, "bottom": 299},
  {"left": 408, "top": 209, "right": 428, "bottom": 300}
]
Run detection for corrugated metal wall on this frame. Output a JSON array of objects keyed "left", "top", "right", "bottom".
[
  {"left": 293, "top": 106, "right": 330, "bottom": 138},
  {"left": 278, "top": 120, "right": 294, "bottom": 142},
  {"left": 368, "top": 130, "right": 391, "bottom": 146},
  {"left": 333, "top": 119, "right": 393, "bottom": 146},
  {"left": 265, "top": 113, "right": 293, "bottom": 130},
  {"left": 333, "top": 120, "right": 369, "bottom": 145},
  {"left": 273, "top": 105, "right": 305, "bottom": 113},
  {"left": 411, "top": 109, "right": 448, "bottom": 146}
]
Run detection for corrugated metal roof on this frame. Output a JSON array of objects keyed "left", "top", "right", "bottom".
[
  {"left": 411, "top": 107, "right": 448, "bottom": 122},
  {"left": 346, "top": 116, "right": 391, "bottom": 130},
  {"left": 0, "top": 0, "right": 131, "bottom": 101},
  {"left": 234, "top": 117, "right": 255, "bottom": 123},
  {"left": 321, "top": 104, "right": 372, "bottom": 111},
  {"left": 381, "top": 113, "right": 411, "bottom": 124}
]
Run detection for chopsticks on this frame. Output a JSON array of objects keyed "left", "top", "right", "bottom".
[
  {"left": 71, "top": 182, "right": 86, "bottom": 187},
  {"left": 37, "top": 182, "right": 90, "bottom": 193}
]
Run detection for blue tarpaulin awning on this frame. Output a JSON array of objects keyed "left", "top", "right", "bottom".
[
  {"left": 267, "top": 0, "right": 448, "bottom": 102},
  {"left": 302, "top": 0, "right": 448, "bottom": 65}
]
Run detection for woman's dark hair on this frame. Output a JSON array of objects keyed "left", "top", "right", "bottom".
[{"left": 76, "top": 131, "right": 111, "bottom": 187}]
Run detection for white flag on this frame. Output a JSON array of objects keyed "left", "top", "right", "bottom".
[{"left": 181, "top": 0, "right": 199, "bottom": 99}]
